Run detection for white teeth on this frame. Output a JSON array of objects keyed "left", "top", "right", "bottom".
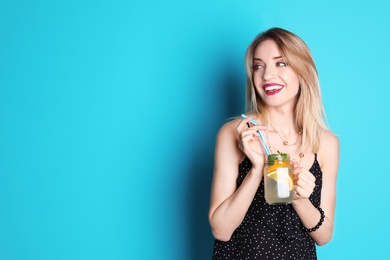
[{"left": 265, "top": 85, "right": 283, "bottom": 92}]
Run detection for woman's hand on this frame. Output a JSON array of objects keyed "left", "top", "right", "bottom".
[
  {"left": 291, "top": 160, "right": 316, "bottom": 199},
  {"left": 236, "top": 117, "right": 267, "bottom": 171}
]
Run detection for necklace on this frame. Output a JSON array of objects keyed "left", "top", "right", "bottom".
[
  {"left": 271, "top": 125, "right": 302, "bottom": 146},
  {"left": 265, "top": 128, "right": 305, "bottom": 159}
]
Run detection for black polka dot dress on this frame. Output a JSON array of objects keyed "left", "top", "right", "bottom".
[{"left": 212, "top": 155, "right": 323, "bottom": 260}]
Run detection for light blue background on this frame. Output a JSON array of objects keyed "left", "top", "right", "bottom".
[{"left": 1, "top": 1, "right": 388, "bottom": 259}]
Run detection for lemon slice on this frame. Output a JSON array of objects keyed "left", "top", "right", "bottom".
[{"left": 267, "top": 169, "right": 293, "bottom": 191}]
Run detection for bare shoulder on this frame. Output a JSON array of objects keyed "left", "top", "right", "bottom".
[
  {"left": 214, "top": 117, "right": 243, "bottom": 166},
  {"left": 216, "top": 117, "right": 241, "bottom": 141},
  {"left": 317, "top": 130, "right": 340, "bottom": 173},
  {"left": 319, "top": 131, "right": 339, "bottom": 153}
]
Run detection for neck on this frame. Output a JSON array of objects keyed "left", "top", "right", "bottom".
[{"left": 267, "top": 108, "right": 298, "bottom": 136}]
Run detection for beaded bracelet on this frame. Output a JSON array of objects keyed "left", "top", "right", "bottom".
[{"left": 302, "top": 207, "right": 325, "bottom": 233}]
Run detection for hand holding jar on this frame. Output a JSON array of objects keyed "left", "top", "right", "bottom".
[{"left": 290, "top": 160, "right": 316, "bottom": 200}]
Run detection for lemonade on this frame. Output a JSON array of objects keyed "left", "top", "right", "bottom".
[{"left": 264, "top": 152, "right": 294, "bottom": 205}]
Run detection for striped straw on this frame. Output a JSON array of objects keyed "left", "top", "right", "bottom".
[{"left": 241, "top": 114, "right": 271, "bottom": 156}]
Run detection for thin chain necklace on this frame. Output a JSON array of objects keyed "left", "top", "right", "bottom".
[
  {"left": 271, "top": 125, "right": 302, "bottom": 146},
  {"left": 265, "top": 128, "right": 305, "bottom": 159}
]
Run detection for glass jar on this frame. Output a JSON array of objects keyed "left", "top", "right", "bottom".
[{"left": 264, "top": 153, "right": 294, "bottom": 205}]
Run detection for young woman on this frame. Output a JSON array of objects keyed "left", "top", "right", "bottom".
[{"left": 209, "top": 28, "right": 339, "bottom": 259}]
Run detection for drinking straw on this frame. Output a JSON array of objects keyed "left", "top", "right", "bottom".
[{"left": 241, "top": 114, "right": 271, "bottom": 156}]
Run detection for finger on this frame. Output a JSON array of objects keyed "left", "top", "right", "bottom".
[
  {"left": 240, "top": 132, "right": 264, "bottom": 154},
  {"left": 241, "top": 126, "right": 266, "bottom": 138},
  {"left": 241, "top": 131, "right": 261, "bottom": 146},
  {"left": 293, "top": 189, "right": 301, "bottom": 200},
  {"left": 247, "top": 124, "right": 267, "bottom": 131},
  {"left": 296, "top": 179, "right": 309, "bottom": 191},
  {"left": 296, "top": 172, "right": 315, "bottom": 189},
  {"left": 294, "top": 168, "right": 312, "bottom": 185},
  {"left": 295, "top": 174, "right": 315, "bottom": 197},
  {"left": 297, "top": 169, "right": 316, "bottom": 185},
  {"left": 238, "top": 116, "right": 267, "bottom": 130},
  {"left": 295, "top": 170, "right": 309, "bottom": 183},
  {"left": 295, "top": 186, "right": 309, "bottom": 199},
  {"left": 294, "top": 172, "right": 309, "bottom": 189},
  {"left": 237, "top": 118, "right": 252, "bottom": 132},
  {"left": 293, "top": 167, "right": 303, "bottom": 175},
  {"left": 291, "top": 160, "right": 299, "bottom": 169}
]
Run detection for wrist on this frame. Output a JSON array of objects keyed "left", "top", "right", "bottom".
[
  {"left": 291, "top": 196, "right": 310, "bottom": 207},
  {"left": 251, "top": 162, "right": 264, "bottom": 174},
  {"left": 302, "top": 206, "right": 325, "bottom": 233},
  {"left": 249, "top": 166, "right": 263, "bottom": 180}
]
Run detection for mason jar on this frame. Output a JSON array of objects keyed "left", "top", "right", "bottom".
[{"left": 264, "top": 153, "right": 294, "bottom": 205}]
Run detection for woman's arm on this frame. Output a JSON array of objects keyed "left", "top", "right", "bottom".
[
  {"left": 292, "top": 131, "right": 340, "bottom": 245},
  {"left": 208, "top": 118, "right": 266, "bottom": 242}
]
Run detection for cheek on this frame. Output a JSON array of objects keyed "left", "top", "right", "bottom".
[
  {"left": 282, "top": 71, "right": 300, "bottom": 89},
  {"left": 253, "top": 79, "right": 265, "bottom": 96},
  {"left": 252, "top": 72, "right": 264, "bottom": 88}
]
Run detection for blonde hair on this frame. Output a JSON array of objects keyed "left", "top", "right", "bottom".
[{"left": 244, "top": 27, "right": 328, "bottom": 152}]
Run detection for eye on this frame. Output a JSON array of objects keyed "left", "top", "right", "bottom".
[
  {"left": 252, "top": 64, "right": 265, "bottom": 70},
  {"left": 276, "top": 61, "right": 287, "bottom": 67}
]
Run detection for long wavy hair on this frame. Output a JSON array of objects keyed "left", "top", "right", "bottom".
[{"left": 245, "top": 27, "right": 329, "bottom": 152}]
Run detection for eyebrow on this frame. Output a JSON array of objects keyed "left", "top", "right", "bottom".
[{"left": 253, "top": 56, "right": 284, "bottom": 61}]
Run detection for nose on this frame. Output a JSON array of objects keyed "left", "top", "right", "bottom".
[{"left": 262, "top": 65, "right": 276, "bottom": 81}]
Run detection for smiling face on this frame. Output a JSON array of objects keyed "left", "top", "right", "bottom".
[{"left": 252, "top": 39, "right": 300, "bottom": 109}]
